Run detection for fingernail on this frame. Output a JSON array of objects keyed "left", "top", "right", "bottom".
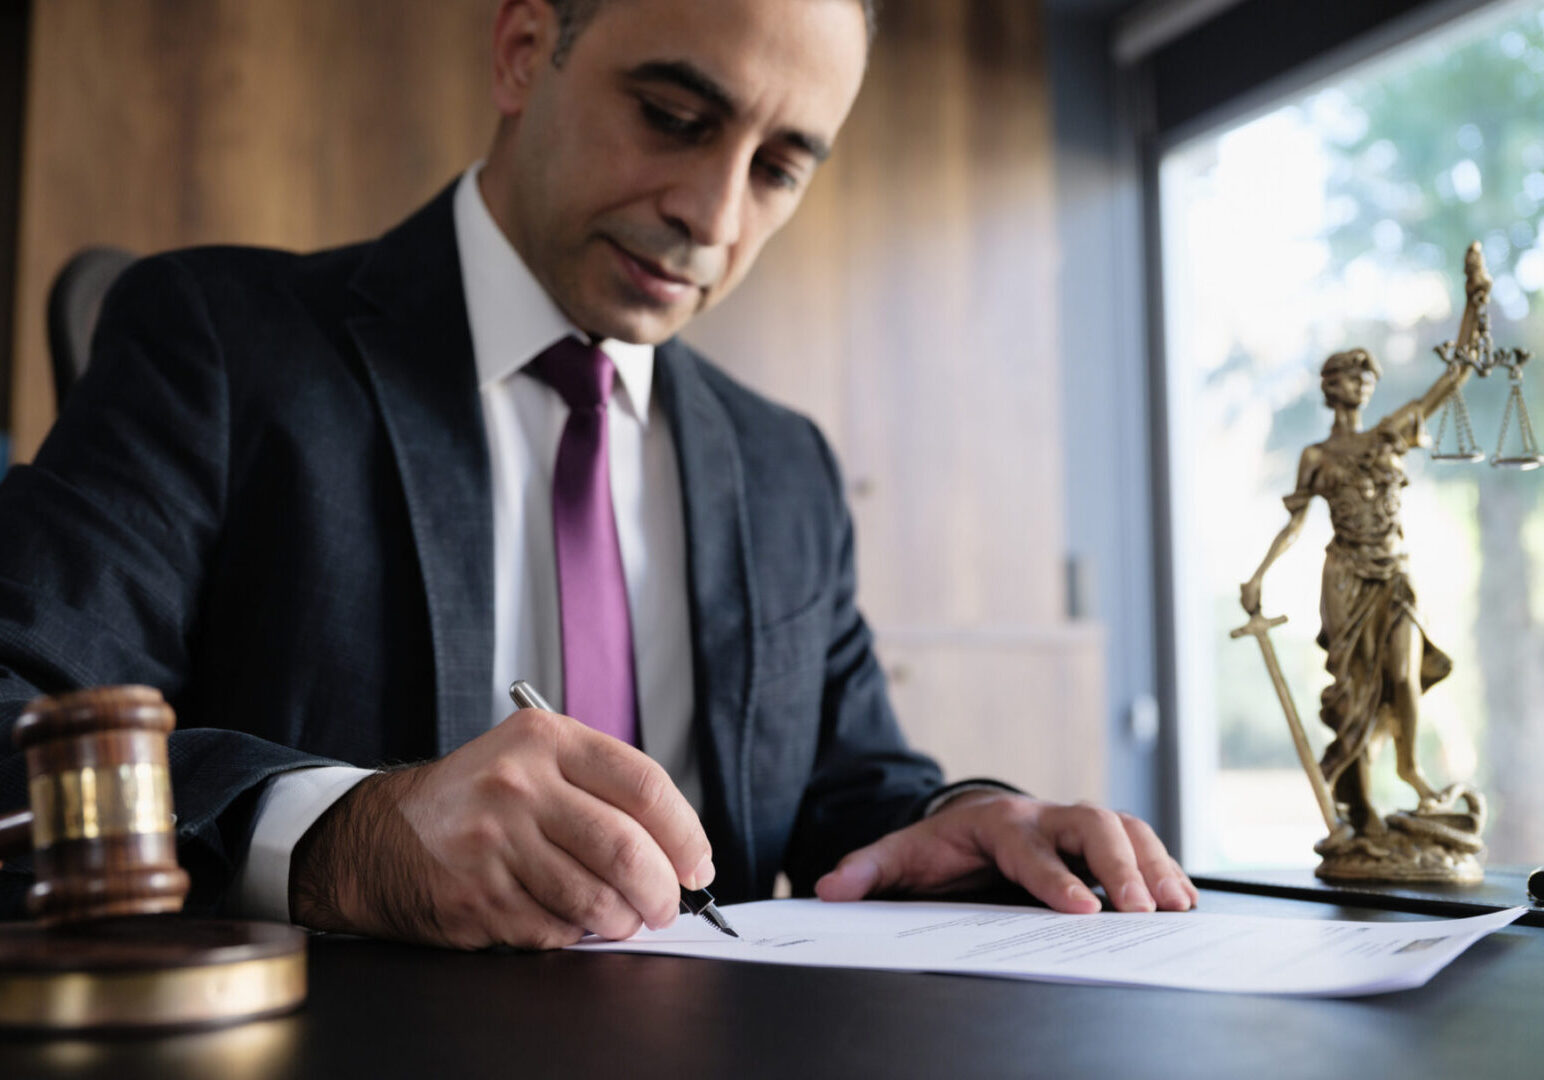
[
  {"left": 689, "top": 855, "right": 715, "bottom": 890},
  {"left": 1065, "top": 883, "right": 1099, "bottom": 911},
  {"left": 1157, "top": 877, "right": 1188, "bottom": 910},
  {"left": 1119, "top": 882, "right": 1156, "bottom": 912}
]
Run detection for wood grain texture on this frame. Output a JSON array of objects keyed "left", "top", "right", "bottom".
[
  {"left": 9, "top": 0, "right": 496, "bottom": 461},
  {"left": 689, "top": 0, "right": 1064, "bottom": 630},
  {"left": 14, "top": 686, "right": 187, "bottom": 923},
  {"left": 0, "top": 2, "right": 28, "bottom": 432}
]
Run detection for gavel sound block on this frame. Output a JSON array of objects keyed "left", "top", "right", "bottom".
[{"left": 0, "top": 686, "right": 307, "bottom": 1032}]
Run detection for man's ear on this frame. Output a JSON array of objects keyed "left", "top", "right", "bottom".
[{"left": 491, "top": 0, "right": 559, "bottom": 117}]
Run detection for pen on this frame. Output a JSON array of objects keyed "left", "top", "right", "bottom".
[{"left": 508, "top": 679, "right": 739, "bottom": 938}]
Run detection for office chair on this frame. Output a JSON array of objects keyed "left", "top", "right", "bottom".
[{"left": 45, "top": 246, "right": 137, "bottom": 408}]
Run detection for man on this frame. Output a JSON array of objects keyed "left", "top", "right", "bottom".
[{"left": 0, "top": 0, "right": 1195, "bottom": 947}]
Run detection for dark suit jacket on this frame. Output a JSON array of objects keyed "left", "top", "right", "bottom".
[{"left": 0, "top": 183, "right": 947, "bottom": 917}]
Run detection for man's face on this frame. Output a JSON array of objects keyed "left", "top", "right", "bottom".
[{"left": 484, "top": 0, "right": 869, "bottom": 344}]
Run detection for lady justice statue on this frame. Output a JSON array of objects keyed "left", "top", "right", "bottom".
[{"left": 1235, "top": 243, "right": 1495, "bottom": 884}]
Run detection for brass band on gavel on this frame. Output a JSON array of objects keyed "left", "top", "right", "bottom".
[
  {"left": 0, "top": 686, "right": 309, "bottom": 1034},
  {"left": 11, "top": 685, "right": 189, "bottom": 924}
]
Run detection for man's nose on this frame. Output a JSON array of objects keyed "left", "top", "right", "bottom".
[{"left": 661, "top": 152, "right": 747, "bottom": 249}]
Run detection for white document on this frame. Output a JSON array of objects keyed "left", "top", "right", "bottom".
[{"left": 570, "top": 899, "right": 1527, "bottom": 997}]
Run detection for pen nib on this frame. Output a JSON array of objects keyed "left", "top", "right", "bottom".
[
  {"left": 700, "top": 903, "right": 739, "bottom": 939},
  {"left": 681, "top": 886, "right": 740, "bottom": 938}
]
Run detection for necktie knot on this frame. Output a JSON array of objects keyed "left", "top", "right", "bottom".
[{"left": 532, "top": 336, "right": 615, "bottom": 413}]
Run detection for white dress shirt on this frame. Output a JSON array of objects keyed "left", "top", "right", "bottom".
[{"left": 230, "top": 166, "right": 699, "bottom": 922}]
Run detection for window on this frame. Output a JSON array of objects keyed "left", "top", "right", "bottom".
[{"left": 1161, "top": 0, "right": 1544, "bottom": 871}]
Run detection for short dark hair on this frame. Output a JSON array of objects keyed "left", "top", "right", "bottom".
[{"left": 549, "top": 0, "right": 880, "bottom": 65}]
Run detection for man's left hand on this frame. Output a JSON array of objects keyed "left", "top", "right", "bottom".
[{"left": 814, "top": 792, "right": 1197, "bottom": 913}]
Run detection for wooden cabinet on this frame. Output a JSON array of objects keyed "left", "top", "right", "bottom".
[{"left": 878, "top": 628, "right": 1106, "bottom": 801}]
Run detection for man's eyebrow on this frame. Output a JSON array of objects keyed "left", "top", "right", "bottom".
[
  {"left": 626, "top": 60, "right": 832, "bottom": 164},
  {"left": 780, "top": 130, "right": 831, "bottom": 165},
  {"left": 628, "top": 60, "right": 736, "bottom": 115}
]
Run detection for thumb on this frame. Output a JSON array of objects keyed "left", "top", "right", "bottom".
[
  {"left": 815, "top": 847, "right": 884, "bottom": 901},
  {"left": 815, "top": 827, "right": 925, "bottom": 901}
]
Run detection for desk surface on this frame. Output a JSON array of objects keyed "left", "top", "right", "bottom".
[{"left": 2, "top": 887, "right": 1541, "bottom": 1080}]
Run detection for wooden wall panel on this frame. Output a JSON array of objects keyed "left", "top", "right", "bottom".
[
  {"left": 689, "top": 0, "right": 1064, "bottom": 631},
  {"left": 9, "top": 0, "right": 496, "bottom": 462},
  {"left": 0, "top": 1, "right": 28, "bottom": 434},
  {"left": 684, "top": 151, "right": 851, "bottom": 450}
]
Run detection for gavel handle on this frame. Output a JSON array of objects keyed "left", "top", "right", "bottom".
[{"left": 0, "top": 808, "right": 33, "bottom": 859}]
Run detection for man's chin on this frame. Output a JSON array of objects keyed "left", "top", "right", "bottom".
[{"left": 573, "top": 303, "right": 695, "bottom": 346}]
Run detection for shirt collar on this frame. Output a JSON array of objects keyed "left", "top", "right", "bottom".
[{"left": 452, "top": 164, "right": 654, "bottom": 421}]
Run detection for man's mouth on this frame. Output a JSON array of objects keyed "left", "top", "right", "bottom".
[{"left": 607, "top": 239, "right": 701, "bottom": 305}]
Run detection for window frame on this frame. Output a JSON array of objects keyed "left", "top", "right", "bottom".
[{"left": 1123, "top": 0, "right": 1528, "bottom": 861}]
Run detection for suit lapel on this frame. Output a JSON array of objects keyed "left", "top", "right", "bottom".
[
  {"left": 655, "top": 342, "right": 759, "bottom": 891},
  {"left": 346, "top": 185, "right": 494, "bottom": 757}
]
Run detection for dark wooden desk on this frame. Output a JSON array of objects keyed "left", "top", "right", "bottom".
[{"left": 3, "top": 885, "right": 1541, "bottom": 1080}]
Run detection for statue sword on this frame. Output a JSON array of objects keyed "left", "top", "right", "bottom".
[{"left": 1229, "top": 611, "right": 1341, "bottom": 834}]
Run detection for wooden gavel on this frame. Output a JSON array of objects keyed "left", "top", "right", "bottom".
[
  {"left": 0, "top": 686, "right": 307, "bottom": 1033},
  {"left": 0, "top": 685, "right": 189, "bottom": 924}
]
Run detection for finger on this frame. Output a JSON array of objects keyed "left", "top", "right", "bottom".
[
  {"left": 488, "top": 875, "right": 590, "bottom": 951},
  {"left": 1118, "top": 812, "right": 1192, "bottom": 912},
  {"left": 814, "top": 838, "right": 895, "bottom": 901},
  {"left": 429, "top": 850, "right": 585, "bottom": 951},
  {"left": 512, "top": 822, "right": 654, "bottom": 939},
  {"left": 1049, "top": 805, "right": 1153, "bottom": 912},
  {"left": 538, "top": 785, "right": 682, "bottom": 930},
  {"left": 816, "top": 822, "right": 968, "bottom": 901},
  {"left": 1176, "top": 863, "right": 1201, "bottom": 907},
  {"left": 557, "top": 724, "right": 714, "bottom": 889},
  {"left": 815, "top": 818, "right": 998, "bottom": 901},
  {"left": 980, "top": 826, "right": 1102, "bottom": 914}
]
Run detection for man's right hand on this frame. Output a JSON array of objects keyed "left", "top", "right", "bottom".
[{"left": 288, "top": 707, "right": 713, "bottom": 950}]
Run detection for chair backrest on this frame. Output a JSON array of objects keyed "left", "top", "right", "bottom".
[{"left": 46, "top": 246, "right": 138, "bottom": 408}]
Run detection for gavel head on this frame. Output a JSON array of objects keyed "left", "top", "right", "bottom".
[{"left": 14, "top": 686, "right": 189, "bottom": 924}]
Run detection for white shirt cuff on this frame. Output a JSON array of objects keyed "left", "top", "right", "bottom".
[{"left": 227, "top": 766, "right": 375, "bottom": 923}]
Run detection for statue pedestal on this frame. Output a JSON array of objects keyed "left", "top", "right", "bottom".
[{"left": 1314, "top": 785, "right": 1487, "bottom": 886}]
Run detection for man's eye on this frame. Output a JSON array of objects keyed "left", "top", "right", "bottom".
[
  {"left": 640, "top": 100, "right": 708, "bottom": 141},
  {"left": 754, "top": 157, "right": 800, "bottom": 192}
]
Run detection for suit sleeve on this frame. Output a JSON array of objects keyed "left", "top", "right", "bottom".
[
  {"left": 780, "top": 423, "right": 947, "bottom": 894},
  {"left": 0, "top": 255, "right": 345, "bottom": 917}
]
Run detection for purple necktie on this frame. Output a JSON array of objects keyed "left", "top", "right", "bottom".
[{"left": 531, "top": 337, "right": 638, "bottom": 745}]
